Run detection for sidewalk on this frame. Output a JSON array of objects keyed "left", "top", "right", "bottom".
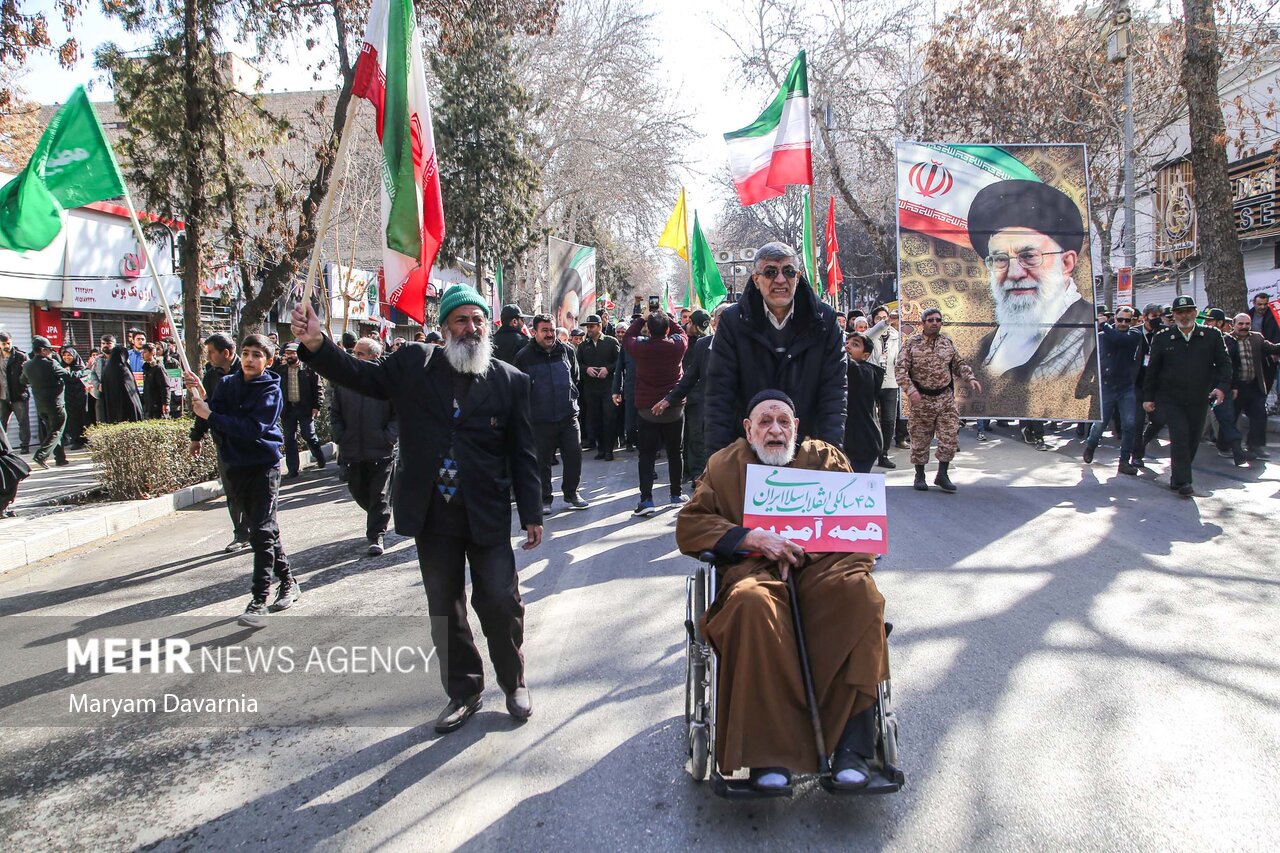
[{"left": 1, "top": 443, "right": 331, "bottom": 573}]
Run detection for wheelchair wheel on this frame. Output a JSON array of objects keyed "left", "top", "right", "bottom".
[{"left": 689, "top": 722, "right": 709, "bottom": 782}]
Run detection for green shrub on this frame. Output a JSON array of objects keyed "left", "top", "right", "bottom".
[{"left": 85, "top": 419, "right": 219, "bottom": 501}]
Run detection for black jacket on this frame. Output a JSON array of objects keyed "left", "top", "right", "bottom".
[
  {"left": 278, "top": 361, "right": 322, "bottom": 411},
  {"left": 1096, "top": 325, "right": 1142, "bottom": 392},
  {"left": 575, "top": 334, "right": 621, "bottom": 392},
  {"left": 191, "top": 356, "right": 241, "bottom": 442},
  {"left": 1135, "top": 321, "right": 1163, "bottom": 389},
  {"left": 330, "top": 383, "right": 398, "bottom": 461},
  {"left": 492, "top": 325, "right": 531, "bottom": 365},
  {"left": 844, "top": 360, "right": 885, "bottom": 462},
  {"left": 705, "top": 278, "right": 846, "bottom": 455},
  {"left": 300, "top": 336, "right": 542, "bottom": 543},
  {"left": 19, "top": 353, "right": 69, "bottom": 407},
  {"left": 1249, "top": 304, "right": 1280, "bottom": 344},
  {"left": 2, "top": 347, "right": 27, "bottom": 402},
  {"left": 1224, "top": 331, "right": 1280, "bottom": 394},
  {"left": 1142, "top": 325, "right": 1233, "bottom": 405},
  {"left": 142, "top": 362, "right": 170, "bottom": 417},
  {"left": 514, "top": 340, "right": 579, "bottom": 423},
  {"left": 665, "top": 332, "right": 711, "bottom": 409}
]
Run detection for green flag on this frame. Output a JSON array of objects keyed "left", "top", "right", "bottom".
[
  {"left": 0, "top": 86, "right": 127, "bottom": 252},
  {"left": 689, "top": 213, "right": 727, "bottom": 311},
  {"left": 801, "top": 189, "right": 818, "bottom": 293}
]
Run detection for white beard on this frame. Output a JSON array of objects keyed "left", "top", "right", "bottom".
[
  {"left": 985, "top": 260, "right": 1080, "bottom": 373},
  {"left": 751, "top": 437, "right": 797, "bottom": 467},
  {"left": 442, "top": 333, "right": 493, "bottom": 375}
]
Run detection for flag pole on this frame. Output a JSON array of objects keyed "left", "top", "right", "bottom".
[
  {"left": 684, "top": 188, "right": 695, "bottom": 308},
  {"left": 118, "top": 188, "right": 196, "bottom": 386},
  {"left": 301, "top": 101, "right": 361, "bottom": 309}
]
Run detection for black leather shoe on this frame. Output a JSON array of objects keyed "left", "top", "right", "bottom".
[
  {"left": 505, "top": 686, "right": 533, "bottom": 721},
  {"left": 876, "top": 455, "right": 896, "bottom": 469},
  {"left": 1082, "top": 444, "right": 1095, "bottom": 464},
  {"left": 435, "top": 694, "right": 483, "bottom": 733}
]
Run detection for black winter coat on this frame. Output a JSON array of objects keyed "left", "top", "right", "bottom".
[
  {"left": 301, "top": 337, "right": 542, "bottom": 544},
  {"left": 576, "top": 335, "right": 621, "bottom": 392},
  {"left": 1096, "top": 325, "right": 1142, "bottom": 392},
  {"left": 665, "top": 332, "right": 711, "bottom": 409},
  {"left": 330, "top": 383, "right": 398, "bottom": 461},
  {"left": 191, "top": 356, "right": 241, "bottom": 442},
  {"left": 705, "top": 279, "right": 847, "bottom": 455},
  {"left": 514, "top": 340, "right": 579, "bottom": 423},
  {"left": 278, "top": 361, "right": 322, "bottom": 412},
  {"left": 2, "top": 347, "right": 27, "bottom": 402},
  {"left": 492, "top": 325, "right": 531, "bottom": 365},
  {"left": 19, "top": 352, "right": 67, "bottom": 406},
  {"left": 142, "top": 362, "right": 169, "bottom": 418},
  {"left": 843, "top": 360, "right": 884, "bottom": 463}
]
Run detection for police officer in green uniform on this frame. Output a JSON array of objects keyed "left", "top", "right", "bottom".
[{"left": 1141, "top": 296, "right": 1233, "bottom": 496}]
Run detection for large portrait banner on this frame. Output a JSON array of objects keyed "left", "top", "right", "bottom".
[
  {"left": 548, "top": 236, "right": 597, "bottom": 332},
  {"left": 896, "top": 142, "right": 1102, "bottom": 420}
]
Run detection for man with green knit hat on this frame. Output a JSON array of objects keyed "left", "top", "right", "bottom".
[{"left": 293, "top": 282, "right": 543, "bottom": 732}]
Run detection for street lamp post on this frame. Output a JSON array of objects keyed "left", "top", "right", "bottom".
[{"left": 1108, "top": 2, "right": 1136, "bottom": 308}]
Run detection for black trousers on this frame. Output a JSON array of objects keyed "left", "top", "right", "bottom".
[
  {"left": 221, "top": 464, "right": 290, "bottom": 600},
  {"left": 282, "top": 406, "right": 324, "bottom": 475},
  {"left": 1234, "top": 384, "right": 1269, "bottom": 449},
  {"left": 216, "top": 453, "right": 250, "bottom": 541},
  {"left": 1161, "top": 400, "right": 1209, "bottom": 487},
  {"left": 533, "top": 416, "right": 582, "bottom": 501},
  {"left": 345, "top": 457, "right": 393, "bottom": 541},
  {"left": 851, "top": 457, "right": 876, "bottom": 474},
  {"left": 638, "top": 415, "right": 684, "bottom": 500},
  {"left": 683, "top": 401, "right": 706, "bottom": 482},
  {"left": 875, "top": 387, "right": 898, "bottom": 456},
  {"left": 580, "top": 386, "right": 615, "bottom": 450},
  {"left": 33, "top": 401, "right": 67, "bottom": 464},
  {"left": 416, "top": 524, "right": 525, "bottom": 700}
]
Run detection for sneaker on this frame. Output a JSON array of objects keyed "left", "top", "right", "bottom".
[
  {"left": 542, "top": 498, "right": 554, "bottom": 513},
  {"left": 33, "top": 457, "right": 49, "bottom": 470},
  {"left": 976, "top": 431, "right": 987, "bottom": 442},
  {"left": 224, "top": 537, "right": 250, "bottom": 553},
  {"left": 669, "top": 493, "right": 689, "bottom": 506},
  {"left": 565, "top": 495, "right": 590, "bottom": 510},
  {"left": 1251, "top": 447, "right": 1271, "bottom": 459},
  {"left": 367, "top": 535, "right": 385, "bottom": 556},
  {"left": 238, "top": 598, "right": 269, "bottom": 628},
  {"left": 271, "top": 578, "right": 301, "bottom": 611},
  {"left": 633, "top": 499, "right": 656, "bottom": 517},
  {"left": 1034, "top": 439, "right": 1049, "bottom": 451}
]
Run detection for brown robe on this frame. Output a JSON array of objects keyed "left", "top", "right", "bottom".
[{"left": 676, "top": 438, "right": 889, "bottom": 774}]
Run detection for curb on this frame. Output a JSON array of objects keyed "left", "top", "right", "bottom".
[{"left": 0, "top": 442, "right": 333, "bottom": 573}]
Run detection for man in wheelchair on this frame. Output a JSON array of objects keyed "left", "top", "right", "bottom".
[{"left": 676, "top": 389, "right": 889, "bottom": 792}]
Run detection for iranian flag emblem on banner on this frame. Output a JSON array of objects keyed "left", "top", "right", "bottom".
[
  {"left": 353, "top": 0, "right": 445, "bottom": 323},
  {"left": 724, "top": 51, "right": 813, "bottom": 206},
  {"left": 895, "top": 142, "right": 1041, "bottom": 249}
]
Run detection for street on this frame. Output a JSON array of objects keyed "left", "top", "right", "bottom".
[{"left": 1, "top": 430, "right": 1277, "bottom": 851}]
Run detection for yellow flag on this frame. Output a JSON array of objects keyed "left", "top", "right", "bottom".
[{"left": 657, "top": 187, "right": 689, "bottom": 261}]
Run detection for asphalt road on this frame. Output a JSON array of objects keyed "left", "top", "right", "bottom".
[{"left": 1, "top": 425, "right": 1277, "bottom": 851}]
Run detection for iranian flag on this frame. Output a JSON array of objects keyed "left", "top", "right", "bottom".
[
  {"left": 353, "top": 0, "right": 444, "bottom": 324},
  {"left": 896, "top": 142, "right": 1040, "bottom": 249},
  {"left": 724, "top": 51, "right": 812, "bottom": 206}
]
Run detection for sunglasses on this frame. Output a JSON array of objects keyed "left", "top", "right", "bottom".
[{"left": 757, "top": 265, "right": 799, "bottom": 281}]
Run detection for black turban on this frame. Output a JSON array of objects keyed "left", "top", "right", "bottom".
[{"left": 967, "top": 180, "right": 1085, "bottom": 259}]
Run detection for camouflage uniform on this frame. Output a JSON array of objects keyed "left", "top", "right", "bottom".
[{"left": 895, "top": 332, "right": 975, "bottom": 466}]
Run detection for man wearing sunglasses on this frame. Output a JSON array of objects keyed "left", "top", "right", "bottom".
[
  {"left": 704, "top": 241, "right": 846, "bottom": 455},
  {"left": 895, "top": 307, "right": 982, "bottom": 492},
  {"left": 1082, "top": 306, "right": 1142, "bottom": 474},
  {"left": 967, "top": 180, "right": 1097, "bottom": 399}
]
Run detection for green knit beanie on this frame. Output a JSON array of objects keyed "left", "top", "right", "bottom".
[{"left": 438, "top": 284, "right": 490, "bottom": 322}]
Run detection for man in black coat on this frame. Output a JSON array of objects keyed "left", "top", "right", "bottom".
[
  {"left": 492, "top": 303, "right": 530, "bottom": 365},
  {"left": 0, "top": 332, "right": 31, "bottom": 453},
  {"left": 1247, "top": 292, "right": 1280, "bottom": 397},
  {"left": 19, "top": 336, "right": 70, "bottom": 468},
  {"left": 704, "top": 241, "right": 846, "bottom": 455},
  {"left": 515, "top": 313, "right": 588, "bottom": 511},
  {"left": 190, "top": 333, "right": 248, "bottom": 550},
  {"left": 575, "top": 313, "right": 621, "bottom": 458},
  {"left": 293, "top": 284, "right": 542, "bottom": 733},
  {"left": 330, "top": 336, "right": 399, "bottom": 555},
  {"left": 1141, "top": 296, "right": 1233, "bottom": 496},
  {"left": 278, "top": 342, "right": 326, "bottom": 478}
]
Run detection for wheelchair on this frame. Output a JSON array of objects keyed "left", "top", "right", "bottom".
[{"left": 684, "top": 550, "right": 905, "bottom": 799}]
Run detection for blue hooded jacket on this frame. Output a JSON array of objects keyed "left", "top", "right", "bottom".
[{"left": 206, "top": 370, "right": 285, "bottom": 469}]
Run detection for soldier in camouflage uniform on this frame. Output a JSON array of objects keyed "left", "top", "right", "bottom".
[{"left": 895, "top": 308, "right": 982, "bottom": 492}]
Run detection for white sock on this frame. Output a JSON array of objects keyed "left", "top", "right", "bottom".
[
  {"left": 836, "top": 767, "right": 867, "bottom": 785},
  {"left": 756, "top": 771, "right": 788, "bottom": 788}
]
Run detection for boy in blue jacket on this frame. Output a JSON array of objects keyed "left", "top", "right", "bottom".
[{"left": 185, "top": 334, "right": 298, "bottom": 627}]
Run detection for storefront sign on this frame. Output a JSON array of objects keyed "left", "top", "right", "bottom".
[
  {"left": 32, "top": 304, "right": 63, "bottom": 347},
  {"left": 1231, "top": 156, "right": 1280, "bottom": 240},
  {"left": 61, "top": 211, "right": 181, "bottom": 313},
  {"left": 1155, "top": 161, "right": 1196, "bottom": 265}
]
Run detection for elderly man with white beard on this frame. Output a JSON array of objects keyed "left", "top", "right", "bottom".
[
  {"left": 292, "top": 284, "right": 543, "bottom": 733},
  {"left": 967, "top": 180, "right": 1097, "bottom": 400},
  {"left": 676, "top": 390, "right": 889, "bottom": 792}
]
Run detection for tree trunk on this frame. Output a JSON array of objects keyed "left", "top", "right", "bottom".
[
  {"left": 180, "top": 0, "right": 207, "bottom": 370},
  {"left": 1180, "top": 0, "right": 1246, "bottom": 310}
]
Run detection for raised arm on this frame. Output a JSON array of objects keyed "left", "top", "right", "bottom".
[{"left": 291, "top": 302, "right": 395, "bottom": 401}]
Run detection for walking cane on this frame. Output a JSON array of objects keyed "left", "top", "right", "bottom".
[{"left": 786, "top": 567, "right": 831, "bottom": 776}]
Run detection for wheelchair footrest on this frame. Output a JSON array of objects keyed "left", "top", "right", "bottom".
[
  {"left": 711, "top": 774, "right": 793, "bottom": 800},
  {"left": 818, "top": 763, "right": 905, "bottom": 796}
]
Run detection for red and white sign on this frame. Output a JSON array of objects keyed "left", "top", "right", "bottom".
[
  {"left": 741, "top": 464, "right": 888, "bottom": 555},
  {"left": 1116, "top": 267, "right": 1133, "bottom": 309},
  {"left": 32, "top": 305, "right": 63, "bottom": 347}
]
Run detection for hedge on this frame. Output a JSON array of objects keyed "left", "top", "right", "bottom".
[{"left": 85, "top": 419, "right": 219, "bottom": 501}]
